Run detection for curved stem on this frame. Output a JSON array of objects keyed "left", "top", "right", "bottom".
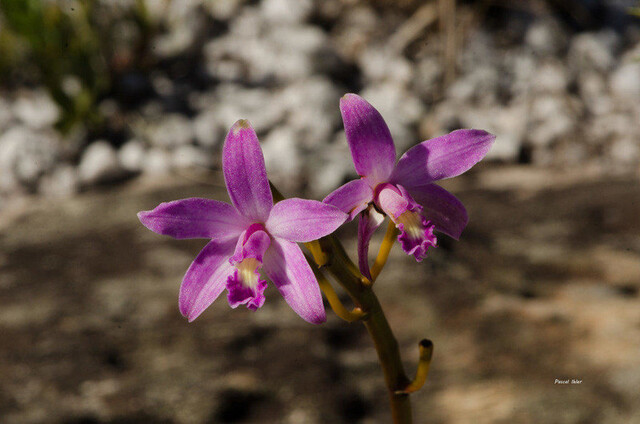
[
  {"left": 370, "top": 220, "right": 399, "bottom": 282},
  {"left": 397, "top": 339, "right": 433, "bottom": 395},
  {"left": 316, "top": 270, "right": 367, "bottom": 322}
]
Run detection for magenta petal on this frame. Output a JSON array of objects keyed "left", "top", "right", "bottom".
[
  {"left": 138, "top": 198, "right": 247, "bottom": 240},
  {"left": 263, "top": 237, "right": 326, "bottom": 324},
  {"left": 179, "top": 238, "right": 236, "bottom": 322},
  {"left": 391, "top": 129, "right": 495, "bottom": 189},
  {"left": 266, "top": 198, "right": 347, "bottom": 243},
  {"left": 357, "top": 207, "right": 385, "bottom": 280},
  {"left": 405, "top": 184, "right": 468, "bottom": 240},
  {"left": 222, "top": 120, "right": 273, "bottom": 222},
  {"left": 323, "top": 178, "right": 374, "bottom": 221},
  {"left": 340, "top": 94, "right": 396, "bottom": 184}
]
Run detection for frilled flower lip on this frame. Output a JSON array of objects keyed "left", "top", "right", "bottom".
[{"left": 138, "top": 120, "right": 348, "bottom": 324}]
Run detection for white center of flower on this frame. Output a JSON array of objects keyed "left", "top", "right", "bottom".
[
  {"left": 394, "top": 210, "right": 423, "bottom": 240},
  {"left": 237, "top": 258, "right": 261, "bottom": 290}
]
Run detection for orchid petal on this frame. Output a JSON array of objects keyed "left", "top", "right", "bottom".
[
  {"left": 179, "top": 239, "right": 236, "bottom": 322},
  {"left": 263, "top": 237, "right": 326, "bottom": 324},
  {"left": 323, "top": 178, "right": 374, "bottom": 221},
  {"left": 405, "top": 184, "right": 468, "bottom": 240},
  {"left": 376, "top": 185, "right": 409, "bottom": 220},
  {"left": 391, "top": 129, "right": 495, "bottom": 189},
  {"left": 340, "top": 94, "right": 396, "bottom": 184},
  {"left": 357, "top": 207, "right": 385, "bottom": 280},
  {"left": 266, "top": 198, "right": 347, "bottom": 243},
  {"left": 137, "top": 198, "right": 248, "bottom": 240},
  {"left": 223, "top": 120, "right": 273, "bottom": 222}
]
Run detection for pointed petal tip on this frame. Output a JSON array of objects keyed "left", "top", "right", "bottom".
[{"left": 231, "top": 119, "right": 252, "bottom": 131}]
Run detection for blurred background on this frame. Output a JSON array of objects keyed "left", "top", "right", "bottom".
[{"left": 0, "top": 0, "right": 639, "bottom": 423}]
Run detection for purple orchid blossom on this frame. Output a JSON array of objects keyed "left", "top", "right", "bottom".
[
  {"left": 138, "top": 120, "right": 347, "bottom": 324},
  {"left": 324, "top": 94, "right": 495, "bottom": 279}
]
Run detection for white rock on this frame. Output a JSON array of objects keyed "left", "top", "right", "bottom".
[
  {"left": 193, "top": 110, "right": 224, "bottom": 148},
  {"left": 261, "top": 127, "right": 302, "bottom": 192},
  {"left": 173, "top": 145, "right": 212, "bottom": 169},
  {"left": 13, "top": 90, "right": 60, "bottom": 129},
  {"left": 532, "top": 61, "right": 568, "bottom": 93},
  {"left": 261, "top": 0, "right": 313, "bottom": 24},
  {"left": 308, "top": 132, "right": 356, "bottom": 197},
  {"left": 359, "top": 47, "right": 413, "bottom": 85},
  {"left": 38, "top": 165, "right": 79, "bottom": 198},
  {"left": 118, "top": 139, "right": 146, "bottom": 172},
  {"left": 568, "top": 31, "right": 619, "bottom": 73},
  {"left": 609, "top": 62, "right": 640, "bottom": 102},
  {"left": 609, "top": 138, "right": 639, "bottom": 166},
  {"left": 78, "top": 141, "right": 122, "bottom": 184},
  {"left": 0, "top": 126, "right": 60, "bottom": 190},
  {"left": 525, "top": 19, "right": 567, "bottom": 56},
  {"left": 148, "top": 114, "right": 194, "bottom": 148},
  {"left": 528, "top": 96, "right": 575, "bottom": 147},
  {"left": 143, "top": 148, "right": 173, "bottom": 175}
]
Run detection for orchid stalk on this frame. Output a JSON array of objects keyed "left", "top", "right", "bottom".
[{"left": 138, "top": 94, "right": 494, "bottom": 423}]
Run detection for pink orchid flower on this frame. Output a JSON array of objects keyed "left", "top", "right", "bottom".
[
  {"left": 324, "top": 94, "right": 495, "bottom": 278},
  {"left": 138, "top": 120, "right": 347, "bottom": 324}
]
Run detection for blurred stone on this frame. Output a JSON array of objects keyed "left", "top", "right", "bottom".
[
  {"left": 78, "top": 141, "right": 123, "bottom": 185},
  {"left": 568, "top": 31, "right": 619, "bottom": 73},
  {"left": 308, "top": 132, "right": 356, "bottom": 197},
  {"left": 173, "top": 145, "right": 212, "bottom": 169},
  {"left": 38, "top": 165, "right": 79, "bottom": 198},
  {"left": 143, "top": 148, "right": 173, "bottom": 175},
  {"left": 118, "top": 140, "right": 147, "bottom": 173},
  {"left": 204, "top": 0, "right": 243, "bottom": 20},
  {"left": 261, "top": 127, "right": 303, "bottom": 192},
  {"left": 261, "top": 0, "right": 313, "bottom": 24},
  {"left": 532, "top": 61, "right": 568, "bottom": 93},
  {"left": 0, "top": 98, "right": 15, "bottom": 132},
  {"left": 525, "top": 18, "right": 567, "bottom": 56},
  {"left": 528, "top": 96, "right": 575, "bottom": 147},
  {"left": 609, "top": 138, "right": 639, "bottom": 166},
  {"left": 359, "top": 47, "right": 413, "bottom": 85},
  {"left": 609, "top": 62, "right": 640, "bottom": 103},
  {"left": 0, "top": 127, "right": 60, "bottom": 191},
  {"left": 578, "top": 71, "right": 611, "bottom": 115},
  {"left": 193, "top": 110, "right": 224, "bottom": 149},
  {"left": 13, "top": 90, "right": 60, "bottom": 129},
  {"left": 148, "top": 114, "right": 194, "bottom": 148}
]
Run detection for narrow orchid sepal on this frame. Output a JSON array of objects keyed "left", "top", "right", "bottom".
[
  {"left": 266, "top": 198, "right": 347, "bottom": 243},
  {"left": 137, "top": 198, "right": 248, "bottom": 240},
  {"left": 340, "top": 94, "right": 396, "bottom": 185},
  {"left": 223, "top": 120, "right": 274, "bottom": 222}
]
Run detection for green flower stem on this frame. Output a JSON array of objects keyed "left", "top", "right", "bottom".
[{"left": 313, "top": 236, "right": 413, "bottom": 424}]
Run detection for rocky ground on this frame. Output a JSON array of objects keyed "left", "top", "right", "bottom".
[
  {"left": 0, "top": 164, "right": 639, "bottom": 424},
  {"left": 1, "top": 0, "right": 639, "bottom": 207}
]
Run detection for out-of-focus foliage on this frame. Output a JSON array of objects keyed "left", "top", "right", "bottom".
[{"left": 0, "top": 0, "right": 155, "bottom": 132}]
